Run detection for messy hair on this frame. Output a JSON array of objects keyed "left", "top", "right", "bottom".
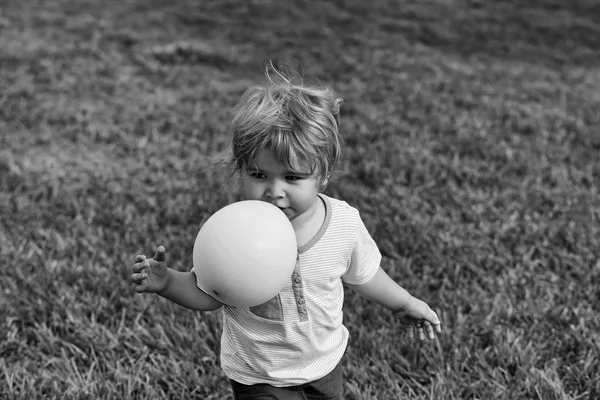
[{"left": 229, "top": 62, "right": 343, "bottom": 186}]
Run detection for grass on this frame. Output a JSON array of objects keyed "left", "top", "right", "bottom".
[{"left": 1, "top": 0, "right": 599, "bottom": 398}]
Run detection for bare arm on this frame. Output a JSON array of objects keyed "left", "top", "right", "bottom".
[
  {"left": 346, "top": 267, "right": 413, "bottom": 311},
  {"left": 159, "top": 269, "right": 223, "bottom": 311},
  {"left": 131, "top": 247, "right": 223, "bottom": 312},
  {"left": 346, "top": 267, "right": 441, "bottom": 339}
]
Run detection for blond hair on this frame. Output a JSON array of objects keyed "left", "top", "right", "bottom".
[{"left": 229, "top": 63, "right": 343, "bottom": 186}]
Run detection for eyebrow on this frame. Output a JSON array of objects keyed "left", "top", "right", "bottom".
[{"left": 251, "top": 167, "right": 311, "bottom": 176}]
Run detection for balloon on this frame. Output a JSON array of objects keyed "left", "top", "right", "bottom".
[{"left": 192, "top": 200, "right": 297, "bottom": 307}]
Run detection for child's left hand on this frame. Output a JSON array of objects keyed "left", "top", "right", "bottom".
[{"left": 396, "top": 296, "right": 442, "bottom": 340}]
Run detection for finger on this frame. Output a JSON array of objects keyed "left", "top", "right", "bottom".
[
  {"left": 422, "top": 321, "right": 436, "bottom": 340},
  {"left": 148, "top": 255, "right": 167, "bottom": 277},
  {"left": 134, "top": 254, "right": 146, "bottom": 263},
  {"left": 132, "top": 282, "right": 149, "bottom": 293},
  {"left": 131, "top": 272, "right": 147, "bottom": 284},
  {"left": 427, "top": 309, "right": 441, "bottom": 326},
  {"left": 154, "top": 246, "right": 166, "bottom": 262},
  {"left": 132, "top": 262, "right": 148, "bottom": 273},
  {"left": 417, "top": 325, "right": 425, "bottom": 341},
  {"left": 129, "top": 272, "right": 149, "bottom": 292},
  {"left": 429, "top": 309, "right": 442, "bottom": 333}
]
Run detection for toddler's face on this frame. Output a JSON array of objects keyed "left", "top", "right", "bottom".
[{"left": 243, "top": 149, "right": 321, "bottom": 226}]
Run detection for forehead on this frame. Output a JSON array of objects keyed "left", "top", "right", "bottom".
[{"left": 251, "top": 148, "right": 313, "bottom": 174}]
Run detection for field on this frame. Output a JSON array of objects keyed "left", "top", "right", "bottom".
[{"left": 1, "top": 0, "right": 599, "bottom": 399}]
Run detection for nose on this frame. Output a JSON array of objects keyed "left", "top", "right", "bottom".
[{"left": 265, "top": 179, "right": 285, "bottom": 200}]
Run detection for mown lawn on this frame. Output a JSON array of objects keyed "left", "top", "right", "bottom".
[{"left": 1, "top": 0, "right": 599, "bottom": 399}]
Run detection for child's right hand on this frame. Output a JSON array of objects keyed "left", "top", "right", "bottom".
[{"left": 130, "top": 246, "right": 169, "bottom": 294}]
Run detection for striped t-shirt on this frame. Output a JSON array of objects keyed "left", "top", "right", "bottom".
[{"left": 218, "top": 194, "right": 382, "bottom": 386}]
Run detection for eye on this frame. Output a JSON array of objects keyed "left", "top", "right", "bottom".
[
  {"left": 286, "top": 175, "right": 304, "bottom": 182},
  {"left": 248, "top": 171, "right": 266, "bottom": 179}
]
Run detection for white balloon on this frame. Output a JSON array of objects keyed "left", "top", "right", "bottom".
[{"left": 193, "top": 200, "right": 297, "bottom": 307}]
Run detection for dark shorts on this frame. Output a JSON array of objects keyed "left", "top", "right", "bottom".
[{"left": 230, "top": 361, "right": 343, "bottom": 400}]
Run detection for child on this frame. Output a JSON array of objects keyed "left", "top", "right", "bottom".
[{"left": 130, "top": 64, "right": 442, "bottom": 399}]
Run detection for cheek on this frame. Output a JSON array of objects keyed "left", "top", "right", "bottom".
[
  {"left": 293, "top": 184, "right": 319, "bottom": 204},
  {"left": 242, "top": 179, "right": 261, "bottom": 198}
]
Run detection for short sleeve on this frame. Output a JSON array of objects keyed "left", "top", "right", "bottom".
[{"left": 342, "top": 215, "right": 381, "bottom": 285}]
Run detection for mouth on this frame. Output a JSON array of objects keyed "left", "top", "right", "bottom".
[
  {"left": 271, "top": 204, "right": 290, "bottom": 215},
  {"left": 264, "top": 201, "right": 291, "bottom": 215}
]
